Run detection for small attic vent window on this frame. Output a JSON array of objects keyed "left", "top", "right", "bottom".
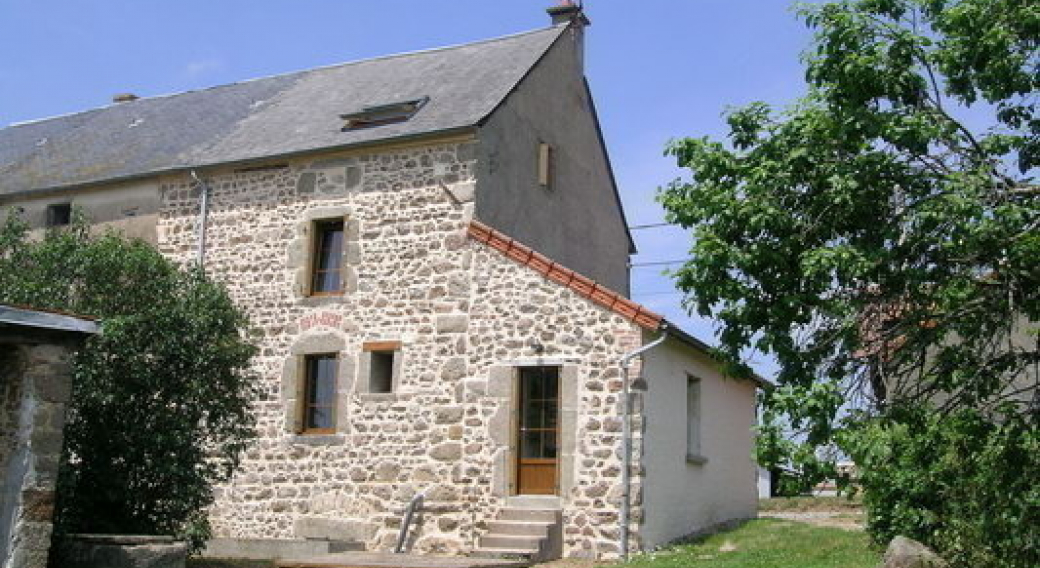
[
  {"left": 46, "top": 203, "right": 72, "bottom": 227},
  {"left": 341, "top": 97, "right": 428, "bottom": 131}
]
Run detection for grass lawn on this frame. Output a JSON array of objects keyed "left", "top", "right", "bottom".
[{"left": 622, "top": 519, "right": 879, "bottom": 568}]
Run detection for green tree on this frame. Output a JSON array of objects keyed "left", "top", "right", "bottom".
[
  {"left": 0, "top": 211, "right": 259, "bottom": 552},
  {"left": 658, "top": 1, "right": 1037, "bottom": 566}
]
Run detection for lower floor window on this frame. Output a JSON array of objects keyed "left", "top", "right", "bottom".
[{"left": 303, "top": 354, "right": 337, "bottom": 432}]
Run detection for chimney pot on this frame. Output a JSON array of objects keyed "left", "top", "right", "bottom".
[
  {"left": 547, "top": 1, "right": 590, "bottom": 26},
  {"left": 112, "top": 93, "right": 139, "bottom": 104}
]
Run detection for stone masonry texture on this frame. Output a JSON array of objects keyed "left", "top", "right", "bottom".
[
  {"left": 0, "top": 343, "right": 77, "bottom": 568},
  {"left": 157, "top": 140, "right": 647, "bottom": 559}
]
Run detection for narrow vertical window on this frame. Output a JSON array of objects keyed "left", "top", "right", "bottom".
[
  {"left": 363, "top": 341, "right": 401, "bottom": 394},
  {"left": 310, "top": 220, "right": 344, "bottom": 295},
  {"left": 538, "top": 142, "right": 553, "bottom": 189},
  {"left": 303, "top": 354, "right": 337, "bottom": 433},
  {"left": 46, "top": 203, "right": 72, "bottom": 227},
  {"left": 686, "top": 375, "right": 702, "bottom": 459}
]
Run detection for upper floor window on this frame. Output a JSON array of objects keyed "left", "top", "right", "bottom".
[
  {"left": 538, "top": 142, "right": 553, "bottom": 190},
  {"left": 310, "top": 220, "right": 344, "bottom": 295},
  {"left": 46, "top": 203, "right": 72, "bottom": 227},
  {"left": 302, "top": 354, "right": 338, "bottom": 433}
]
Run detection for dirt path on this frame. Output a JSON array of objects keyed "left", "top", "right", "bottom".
[{"left": 759, "top": 511, "right": 866, "bottom": 531}]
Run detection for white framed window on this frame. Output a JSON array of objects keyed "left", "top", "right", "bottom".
[{"left": 686, "top": 374, "right": 705, "bottom": 463}]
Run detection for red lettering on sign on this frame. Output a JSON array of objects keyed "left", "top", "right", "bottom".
[{"left": 299, "top": 312, "right": 344, "bottom": 332}]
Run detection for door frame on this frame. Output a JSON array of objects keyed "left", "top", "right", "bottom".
[{"left": 512, "top": 365, "right": 562, "bottom": 496}]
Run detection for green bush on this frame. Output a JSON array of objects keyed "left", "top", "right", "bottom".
[
  {"left": 845, "top": 408, "right": 1039, "bottom": 568},
  {"left": 0, "top": 212, "right": 259, "bottom": 552}
]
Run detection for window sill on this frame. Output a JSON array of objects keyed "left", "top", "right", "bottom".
[
  {"left": 686, "top": 454, "right": 709, "bottom": 466},
  {"left": 287, "top": 433, "right": 346, "bottom": 446},
  {"left": 299, "top": 295, "right": 345, "bottom": 307},
  {"left": 356, "top": 392, "right": 399, "bottom": 402}
]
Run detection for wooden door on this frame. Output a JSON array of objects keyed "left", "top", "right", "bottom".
[{"left": 516, "top": 366, "right": 559, "bottom": 495}]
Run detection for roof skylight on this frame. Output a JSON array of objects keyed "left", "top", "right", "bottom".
[{"left": 340, "top": 97, "right": 428, "bottom": 131}]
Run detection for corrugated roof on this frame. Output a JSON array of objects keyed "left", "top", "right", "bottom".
[{"left": 0, "top": 25, "right": 566, "bottom": 198}]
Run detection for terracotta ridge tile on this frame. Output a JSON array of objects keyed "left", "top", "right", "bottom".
[{"left": 466, "top": 220, "right": 663, "bottom": 330}]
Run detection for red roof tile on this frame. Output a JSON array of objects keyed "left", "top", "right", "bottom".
[{"left": 466, "top": 221, "right": 664, "bottom": 330}]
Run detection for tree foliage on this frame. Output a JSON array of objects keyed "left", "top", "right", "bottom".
[
  {"left": 659, "top": 1, "right": 1037, "bottom": 565},
  {"left": 0, "top": 212, "right": 259, "bottom": 551}
]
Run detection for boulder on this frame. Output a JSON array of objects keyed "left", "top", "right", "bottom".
[{"left": 881, "top": 536, "right": 947, "bottom": 568}]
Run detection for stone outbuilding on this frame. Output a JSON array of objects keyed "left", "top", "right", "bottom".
[
  {"left": 0, "top": 4, "right": 767, "bottom": 562},
  {"left": 0, "top": 305, "right": 99, "bottom": 568}
]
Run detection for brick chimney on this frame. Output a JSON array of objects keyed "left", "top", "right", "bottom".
[{"left": 547, "top": 1, "right": 590, "bottom": 27}]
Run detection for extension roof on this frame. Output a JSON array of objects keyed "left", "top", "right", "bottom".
[{"left": 0, "top": 26, "right": 567, "bottom": 198}]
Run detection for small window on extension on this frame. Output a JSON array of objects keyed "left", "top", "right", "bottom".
[
  {"left": 46, "top": 203, "right": 72, "bottom": 227},
  {"left": 686, "top": 375, "right": 703, "bottom": 460},
  {"left": 364, "top": 341, "right": 401, "bottom": 394},
  {"left": 310, "top": 219, "right": 345, "bottom": 295},
  {"left": 341, "top": 97, "right": 429, "bottom": 131}
]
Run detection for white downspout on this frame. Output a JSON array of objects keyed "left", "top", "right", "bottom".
[
  {"left": 190, "top": 170, "right": 209, "bottom": 268},
  {"left": 619, "top": 324, "right": 668, "bottom": 561}
]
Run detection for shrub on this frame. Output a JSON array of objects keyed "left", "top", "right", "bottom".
[{"left": 0, "top": 212, "right": 259, "bottom": 552}]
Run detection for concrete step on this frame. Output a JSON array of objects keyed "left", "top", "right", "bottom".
[
  {"left": 498, "top": 508, "right": 558, "bottom": 523},
  {"left": 486, "top": 521, "right": 550, "bottom": 537},
  {"left": 326, "top": 540, "right": 365, "bottom": 553},
  {"left": 279, "top": 551, "right": 529, "bottom": 568},
  {"left": 470, "top": 548, "right": 537, "bottom": 561},
  {"left": 203, "top": 537, "right": 333, "bottom": 560},
  {"left": 504, "top": 495, "right": 561, "bottom": 509},
  {"left": 478, "top": 535, "right": 542, "bottom": 552}
]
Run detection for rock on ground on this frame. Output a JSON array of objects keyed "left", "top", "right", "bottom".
[{"left": 881, "top": 536, "right": 947, "bottom": 568}]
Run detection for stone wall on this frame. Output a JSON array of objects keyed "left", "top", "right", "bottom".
[
  {"left": 0, "top": 348, "right": 24, "bottom": 495},
  {"left": 157, "top": 140, "right": 646, "bottom": 559},
  {"left": 0, "top": 343, "right": 76, "bottom": 568}
]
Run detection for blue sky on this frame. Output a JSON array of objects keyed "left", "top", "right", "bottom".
[{"left": 0, "top": 0, "right": 818, "bottom": 378}]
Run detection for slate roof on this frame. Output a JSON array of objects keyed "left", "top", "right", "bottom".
[{"left": 0, "top": 25, "right": 566, "bottom": 198}]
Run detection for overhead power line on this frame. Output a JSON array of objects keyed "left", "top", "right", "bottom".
[
  {"left": 628, "top": 222, "right": 672, "bottom": 230},
  {"left": 630, "top": 259, "right": 690, "bottom": 268}
]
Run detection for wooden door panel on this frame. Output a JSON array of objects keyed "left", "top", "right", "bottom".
[{"left": 518, "top": 459, "right": 557, "bottom": 495}]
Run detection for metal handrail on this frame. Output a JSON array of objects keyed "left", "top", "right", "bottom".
[{"left": 394, "top": 490, "right": 425, "bottom": 553}]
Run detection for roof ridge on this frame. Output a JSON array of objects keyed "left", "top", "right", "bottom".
[{"left": 4, "top": 25, "right": 566, "bottom": 131}]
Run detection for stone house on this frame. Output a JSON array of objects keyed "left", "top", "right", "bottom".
[{"left": 0, "top": 5, "right": 764, "bottom": 561}]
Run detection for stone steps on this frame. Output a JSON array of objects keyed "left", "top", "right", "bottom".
[
  {"left": 497, "top": 508, "right": 558, "bottom": 523},
  {"left": 478, "top": 535, "right": 543, "bottom": 551},
  {"left": 486, "top": 521, "right": 550, "bottom": 537},
  {"left": 471, "top": 506, "right": 561, "bottom": 563}
]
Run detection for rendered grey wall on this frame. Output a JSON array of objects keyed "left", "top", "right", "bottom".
[
  {"left": 474, "top": 26, "right": 632, "bottom": 295},
  {"left": 0, "top": 178, "right": 161, "bottom": 244},
  {"left": 639, "top": 338, "right": 758, "bottom": 549}
]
